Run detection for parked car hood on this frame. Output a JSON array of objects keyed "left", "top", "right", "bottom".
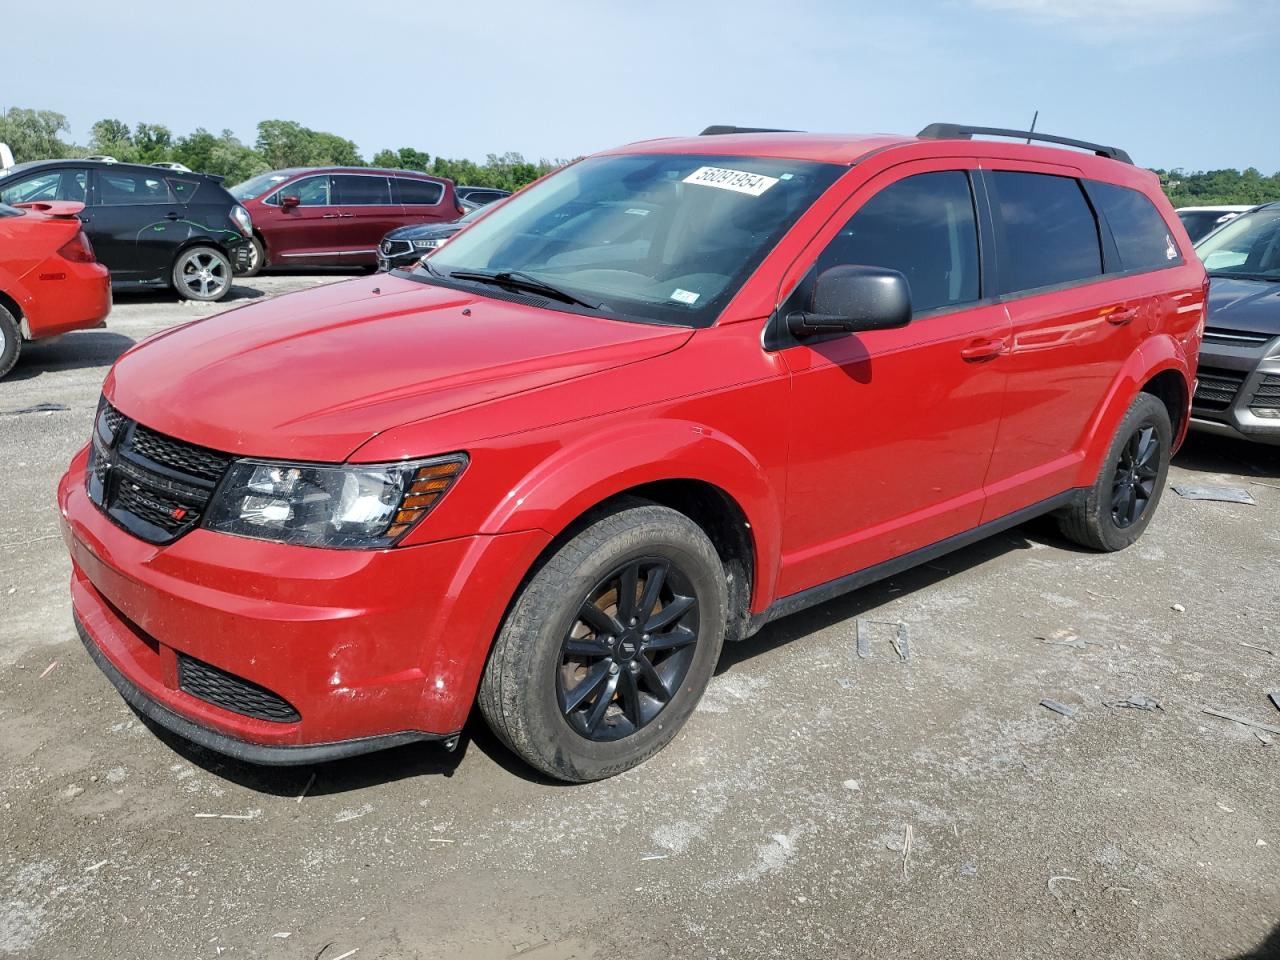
[
  {"left": 104, "top": 275, "right": 693, "bottom": 462},
  {"left": 1206, "top": 276, "right": 1280, "bottom": 337},
  {"left": 384, "top": 220, "right": 465, "bottom": 242}
]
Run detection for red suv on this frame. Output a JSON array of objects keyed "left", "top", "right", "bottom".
[
  {"left": 229, "top": 167, "right": 462, "bottom": 275},
  {"left": 60, "top": 124, "right": 1205, "bottom": 782}
]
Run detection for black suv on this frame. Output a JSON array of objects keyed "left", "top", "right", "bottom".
[{"left": 0, "top": 160, "right": 252, "bottom": 301}]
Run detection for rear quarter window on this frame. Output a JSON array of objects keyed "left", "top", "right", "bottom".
[
  {"left": 1088, "top": 181, "right": 1181, "bottom": 272},
  {"left": 396, "top": 178, "right": 444, "bottom": 205},
  {"left": 988, "top": 171, "right": 1103, "bottom": 294},
  {"left": 167, "top": 177, "right": 202, "bottom": 203}
]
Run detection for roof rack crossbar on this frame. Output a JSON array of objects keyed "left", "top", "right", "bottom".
[
  {"left": 916, "top": 123, "right": 1133, "bottom": 165},
  {"left": 699, "top": 125, "right": 799, "bottom": 136}
]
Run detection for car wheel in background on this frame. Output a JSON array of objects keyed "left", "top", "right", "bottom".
[
  {"left": 0, "top": 305, "right": 21, "bottom": 379},
  {"left": 173, "top": 246, "right": 233, "bottom": 302},
  {"left": 478, "top": 500, "right": 728, "bottom": 782},
  {"left": 241, "top": 236, "right": 265, "bottom": 278},
  {"left": 1058, "top": 392, "right": 1172, "bottom": 551}
]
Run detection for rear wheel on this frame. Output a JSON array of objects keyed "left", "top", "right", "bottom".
[
  {"left": 1058, "top": 392, "right": 1172, "bottom": 551},
  {"left": 478, "top": 501, "right": 727, "bottom": 782},
  {"left": 173, "top": 246, "right": 232, "bottom": 302},
  {"left": 0, "top": 305, "right": 21, "bottom": 380}
]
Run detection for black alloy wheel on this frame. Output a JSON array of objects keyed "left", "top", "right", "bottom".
[
  {"left": 1111, "top": 425, "right": 1160, "bottom": 528},
  {"left": 558, "top": 557, "right": 700, "bottom": 741}
]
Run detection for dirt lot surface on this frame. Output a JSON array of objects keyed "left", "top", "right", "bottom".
[{"left": 1, "top": 275, "right": 1277, "bottom": 959}]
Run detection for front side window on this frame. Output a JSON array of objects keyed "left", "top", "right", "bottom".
[
  {"left": 421, "top": 153, "right": 843, "bottom": 327},
  {"left": 396, "top": 178, "right": 443, "bottom": 205},
  {"left": 989, "top": 171, "right": 1102, "bottom": 294},
  {"left": 1090, "top": 181, "right": 1180, "bottom": 272},
  {"left": 333, "top": 174, "right": 392, "bottom": 206},
  {"left": 98, "top": 171, "right": 172, "bottom": 206},
  {"left": 1195, "top": 206, "right": 1280, "bottom": 280},
  {"left": 231, "top": 172, "right": 292, "bottom": 201},
  {"left": 0, "top": 169, "right": 85, "bottom": 205},
  {"left": 275, "top": 174, "right": 331, "bottom": 206},
  {"left": 808, "top": 170, "right": 980, "bottom": 314}
]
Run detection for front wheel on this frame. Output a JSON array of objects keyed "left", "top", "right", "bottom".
[
  {"left": 1058, "top": 392, "right": 1172, "bottom": 551},
  {"left": 478, "top": 501, "right": 728, "bottom": 782},
  {"left": 241, "top": 236, "right": 266, "bottom": 278},
  {"left": 0, "top": 305, "right": 21, "bottom": 380},
  {"left": 173, "top": 246, "right": 233, "bottom": 302}
]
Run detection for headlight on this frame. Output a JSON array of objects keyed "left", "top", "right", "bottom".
[
  {"left": 205, "top": 454, "right": 466, "bottom": 548},
  {"left": 413, "top": 238, "right": 441, "bottom": 249},
  {"left": 230, "top": 204, "right": 253, "bottom": 238}
]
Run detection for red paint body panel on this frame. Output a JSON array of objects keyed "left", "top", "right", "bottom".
[
  {"left": 61, "top": 132, "right": 1204, "bottom": 755},
  {"left": 0, "top": 204, "right": 110, "bottom": 340}
]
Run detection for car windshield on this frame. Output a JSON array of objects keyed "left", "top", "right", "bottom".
[
  {"left": 229, "top": 171, "right": 293, "bottom": 201},
  {"left": 416, "top": 153, "right": 844, "bottom": 326},
  {"left": 0, "top": 203, "right": 24, "bottom": 218},
  {"left": 1196, "top": 206, "right": 1280, "bottom": 280}
]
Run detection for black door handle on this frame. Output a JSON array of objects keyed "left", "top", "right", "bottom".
[{"left": 165, "top": 211, "right": 182, "bottom": 221}]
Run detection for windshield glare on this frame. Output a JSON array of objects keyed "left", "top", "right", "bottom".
[
  {"left": 1196, "top": 207, "right": 1280, "bottom": 279},
  {"left": 419, "top": 153, "right": 843, "bottom": 326},
  {"left": 230, "top": 172, "right": 291, "bottom": 201}
]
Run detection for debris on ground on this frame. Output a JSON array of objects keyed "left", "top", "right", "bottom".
[
  {"left": 1171, "top": 603, "right": 1186, "bottom": 613},
  {"left": 1, "top": 402, "right": 70, "bottom": 416},
  {"left": 39, "top": 660, "right": 58, "bottom": 678},
  {"left": 1239, "top": 641, "right": 1277, "bottom": 656},
  {"left": 296, "top": 772, "right": 316, "bottom": 804},
  {"left": 855, "top": 619, "right": 911, "bottom": 661},
  {"left": 1202, "top": 707, "right": 1280, "bottom": 737},
  {"left": 1171, "top": 485, "right": 1256, "bottom": 505},
  {"left": 1270, "top": 692, "right": 1280, "bottom": 713},
  {"left": 856, "top": 620, "right": 871, "bottom": 659},
  {"left": 901, "top": 824, "right": 913, "bottom": 878},
  {"left": 1037, "top": 630, "right": 1104, "bottom": 650},
  {"left": 1104, "top": 695, "right": 1162, "bottom": 711},
  {"left": 1041, "top": 699, "right": 1078, "bottom": 718}
]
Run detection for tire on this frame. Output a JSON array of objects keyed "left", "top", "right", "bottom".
[
  {"left": 478, "top": 501, "right": 728, "bottom": 783},
  {"left": 172, "top": 246, "right": 233, "bottom": 302},
  {"left": 0, "top": 305, "right": 20, "bottom": 380},
  {"left": 241, "top": 236, "right": 265, "bottom": 278},
  {"left": 1058, "top": 392, "right": 1172, "bottom": 551}
]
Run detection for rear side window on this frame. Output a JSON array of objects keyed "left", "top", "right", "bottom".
[
  {"left": 98, "top": 171, "right": 172, "bottom": 206},
  {"left": 396, "top": 178, "right": 443, "bottom": 205},
  {"left": 333, "top": 175, "right": 393, "bottom": 206},
  {"left": 1089, "top": 181, "right": 1180, "bottom": 272},
  {"left": 989, "top": 171, "right": 1102, "bottom": 294},
  {"left": 812, "top": 170, "right": 980, "bottom": 314}
]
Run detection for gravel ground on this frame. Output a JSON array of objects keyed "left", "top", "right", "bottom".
[{"left": 1, "top": 275, "right": 1277, "bottom": 960}]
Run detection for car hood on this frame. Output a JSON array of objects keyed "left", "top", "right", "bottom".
[
  {"left": 1206, "top": 276, "right": 1280, "bottom": 337},
  {"left": 104, "top": 275, "right": 693, "bottom": 462},
  {"left": 385, "top": 221, "right": 465, "bottom": 242}
]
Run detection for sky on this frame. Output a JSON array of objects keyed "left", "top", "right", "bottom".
[{"left": 5, "top": 0, "right": 1278, "bottom": 172}]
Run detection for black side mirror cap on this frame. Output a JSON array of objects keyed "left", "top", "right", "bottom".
[{"left": 786, "top": 265, "right": 912, "bottom": 338}]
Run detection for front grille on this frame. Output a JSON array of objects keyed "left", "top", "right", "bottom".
[
  {"left": 87, "top": 399, "right": 231, "bottom": 545},
  {"left": 177, "top": 653, "right": 300, "bottom": 723},
  {"left": 1202, "top": 327, "right": 1272, "bottom": 347},
  {"left": 1193, "top": 367, "right": 1247, "bottom": 411},
  {"left": 1251, "top": 374, "right": 1280, "bottom": 412}
]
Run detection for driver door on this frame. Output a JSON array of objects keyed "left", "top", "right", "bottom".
[{"left": 774, "top": 162, "right": 1011, "bottom": 598}]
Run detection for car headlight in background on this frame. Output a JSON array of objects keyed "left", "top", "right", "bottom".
[
  {"left": 230, "top": 204, "right": 253, "bottom": 238},
  {"left": 205, "top": 454, "right": 466, "bottom": 548},
  {"left": 413, "top": 237, "right": 446, "bottom": 250}
]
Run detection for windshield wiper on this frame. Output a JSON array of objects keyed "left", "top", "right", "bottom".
[{"left": 447, "top": 269, "right": 601, "bottom": 309}]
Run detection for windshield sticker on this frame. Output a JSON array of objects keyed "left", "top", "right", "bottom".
[
  {"left": 1165, "top": 234, "right": 1178, "bottom": 260},
  {"left": 683, "top": 166, "right": 779, "bottom": 197},
  {"left": 670, "top": 288, "right": 700, "bottom": 305}
]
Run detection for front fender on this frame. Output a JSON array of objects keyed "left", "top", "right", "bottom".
[{"left": 481, "top": 418, "right": 783, "bottom": 611}]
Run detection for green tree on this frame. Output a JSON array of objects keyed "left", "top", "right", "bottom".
[
  {"left": 255, "top": 120, "right": 362, "bottom": 169},
  {"left": 372, "top": 147, "right": 431, "bottom": 171},
  {"left": 0, "top": 107, "right": 74, "bottom": 162},
  {"left": 89, "top": 118, "right": 133, "bottom": 158},
  {"left": 133, "top": 123, "right": 173, "bottom": 164}
]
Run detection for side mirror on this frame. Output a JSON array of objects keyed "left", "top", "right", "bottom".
[
  {"left": 280, "top": 195, "right": 300, "bottom": 211},
  {"left": 787, "top": 265, "right": 912, "bottom": 338}
]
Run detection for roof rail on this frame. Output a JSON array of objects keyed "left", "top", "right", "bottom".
[
  {"left": 699, "top": 125, "right": 799, "bottom": 136},
  {"left": 916, "top": 123, "right": 1132, "bottom": 165}
]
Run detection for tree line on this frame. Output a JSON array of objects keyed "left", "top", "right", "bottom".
[
  {"left": 4, "top": 107, "right": 1279, "bottom": 206},
  {"left": 0, "top": 108, "right": 563, "bottom": 191}
]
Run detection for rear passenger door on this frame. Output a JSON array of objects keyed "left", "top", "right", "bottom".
[
  {"left": 89, "top": 168, "right": 183, "bottom": 281},
  {"left": 775, "top": 163, "right": 1012, "bottom": 598},
  {"left": 979, "top": 167, "right": 1156, "bottom": 520},
  {"left": 331, "top": 174, "right": 401, "bottom": 261}
]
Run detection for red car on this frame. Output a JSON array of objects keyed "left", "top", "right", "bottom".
[
  {"left": 228, "top": 167, "right": 463, "bottom": 275},
  {"left": 61, "top": 123, "right": 1204, "bottom": 782},
  {"left": 0, "top": 200, "right": 111, "bottom": 379}
]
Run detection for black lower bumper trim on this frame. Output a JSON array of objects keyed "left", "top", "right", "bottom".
[{"left": 74, "top": 614, "right": 453, "bottom": 766}]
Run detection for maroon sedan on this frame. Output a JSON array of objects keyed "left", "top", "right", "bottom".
[{"left": 229, "top": 167, "right": 464, "bottom": 275}]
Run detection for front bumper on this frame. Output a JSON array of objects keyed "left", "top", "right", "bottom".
[
  {"left": 1190, "top": 332, "right": 1280, "bottom": 445},
  {"left": 59, "top": 446, "right": 550, "bottom": 763}
]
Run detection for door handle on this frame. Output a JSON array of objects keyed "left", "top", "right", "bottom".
[
  {"left": 339, "top": 213, "right": 354, "bottom": 218},
  {"left": 1104, "top": 306, "right": 1139, "bottom": 325},
  {"left": 960, "top": 338, "right": 1006, "bottom": 362},
  {"left": 322, "top": 213, "right": 342, "bottom": 219},
  {"left": 165, "top": 211, "right": 181, "bottom": 221}
]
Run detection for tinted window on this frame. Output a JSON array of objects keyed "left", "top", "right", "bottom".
[
  {"left": 274, "top": 175, "right": 331, "bottom": 206},
  {"left": 990, "top": 171, "right": 1102, "bottom": 293},
  {"left": 812, "top": 171, "right": 980, "bottom": 314},
  {"left": 1195, "top": 207, "right": 1280, "bottom": 279},
  {"left": 167, "top": 177, "right": 202, "bottom": 203},
  {"left": 98, "top": 171, "right": 172, "bottom": 206},
  {"left": 333, "top": 174, "right": 393, "bottom": 206},
  {"left": 1178, "top": 210, "right": 1239, "bottom": 243},
  {"left": 0, "top": 169, "right": 86, "bottom": 205},
  {"left": 1090, "top": 181, "right": 1179, "bottom": 272},
  {"left": 396, "top": 178, "right": 443, "bottom": 205}
]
